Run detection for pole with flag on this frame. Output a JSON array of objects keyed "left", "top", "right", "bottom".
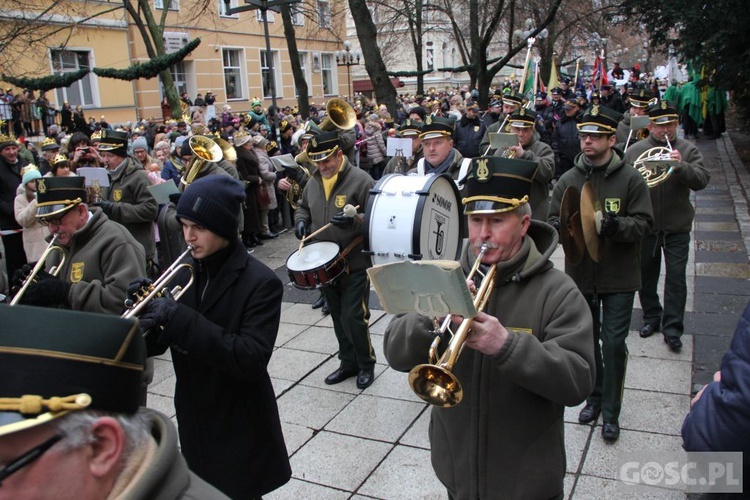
[
  {"left": 573, "top": 58, "right": 581, "bottom": 91},
  {"left": 518, "top": 37, "right": 536, "bottom": 97},
  {"left": 548, "top": 52, "right": 560, "bottom": 90}
]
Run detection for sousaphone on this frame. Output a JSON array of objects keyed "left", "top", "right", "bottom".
[
  {"left": 559, "top": 186, "right": 585, "bottom": 265},
  {"left": 580, "top": 182, "right": 604, "bottom": 263}
]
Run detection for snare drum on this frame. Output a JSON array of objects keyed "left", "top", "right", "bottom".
[
  {"left": 364, "top": 173, "right": 463, "bottom": 266},
  {"left": 286, "top": 241, "right": 347, "bottom": 290}
]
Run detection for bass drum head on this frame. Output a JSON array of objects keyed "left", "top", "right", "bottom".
[
  {"left": 286, "top": 241, "right": 340, "bottom": 271},
  {"left": 364, "top": 173, "right": 462, "bottom": 265}
]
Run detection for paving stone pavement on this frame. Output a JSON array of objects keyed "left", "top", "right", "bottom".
[{"left": 147, "top": 133, "right": 749, "bottom": 499}]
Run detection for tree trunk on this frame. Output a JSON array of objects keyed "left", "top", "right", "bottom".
[
  {"left": 160, "top": 69, "right": 182, "bottom": 119},
  {"left": 348, "top": 0, "right": 397, "bottom": 117},
  {"left": 281, "top": 6, "right": 310, "bottom": 119}
]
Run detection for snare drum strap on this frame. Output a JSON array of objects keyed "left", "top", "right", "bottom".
[{"left": 334, "top": 235, "right": 364, "bottom": 265}]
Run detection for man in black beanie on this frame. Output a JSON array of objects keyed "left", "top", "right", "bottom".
[{"left": 131, "top": 175, "right": 291, "bottom": 498}]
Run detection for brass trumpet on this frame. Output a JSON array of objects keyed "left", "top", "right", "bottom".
[
  {"left": 408, "top": 244, "right": 497, "bottom": 407},
  {"left": 122, "top": 244, "right": 195, "bottom": 323},
  {"left": 10, "top": 235, "right": 66, "bottom": 306}
]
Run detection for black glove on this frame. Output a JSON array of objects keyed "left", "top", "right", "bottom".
[
  {"left": 599, "top": 212, "right": 620, "bottom": 238},
  {"left": 20, "top": 279, "right": 71, "bottom": 307},
  {"left": 168, "top": 192, "right": 182, "bottom": 205},
  {"left": 138, "top": 297, "right": 178, "bottom": 334},
  {"left": 330, "top": 211, "right": 354, "bottom": 229},
  {"left": 93, "top": 201, "right": 114, "bottom": 216},
  {"left": 11, "top": 265, "right": 56, "bottom": 296},
  {"left": 551, "top": 220, "right": 561, "bottom": 234},
  {"left": 126, "top": 278, "right": 154, "bottom": 306},
  {"left": 295, "top": 220, "right": 309, "bottom": 240}
]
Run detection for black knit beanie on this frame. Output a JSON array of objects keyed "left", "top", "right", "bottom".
[{"left": 176, "top": 175, "right": 245, "bottom": 240}]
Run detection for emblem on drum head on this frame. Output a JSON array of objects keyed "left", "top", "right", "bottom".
[{"left": 476, "top": 159, "right": 490, "bottom": 182}]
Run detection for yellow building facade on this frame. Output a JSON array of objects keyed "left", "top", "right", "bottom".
[{"left": 1, "top": 0, "right": 349, "bottom": 125}]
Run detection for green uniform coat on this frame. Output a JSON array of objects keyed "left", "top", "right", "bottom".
[{"left": 496, "top": 134, "right": 554, "bottom": 221}]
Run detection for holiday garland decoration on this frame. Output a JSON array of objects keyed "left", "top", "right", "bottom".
[
  {"left": 93, "top": 38, "right": 201, "bottom": 81},
  {"left": 1, "top": 69, "right": 90, "bottom": 92},
  {"left": 388, "top": 70, "right": 434, "bottom": 77}
]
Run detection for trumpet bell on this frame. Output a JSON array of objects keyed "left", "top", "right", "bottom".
[
  {"left": 214, "top": 137, "right": 237, "bottom": 163},
  {"left": 319, "top": 98, "right": 357, "bottom": 131},
  {"left": 408, "top": 364, "right": 463, "bottom": 407},
  {"left": 182, "top": 136, "right": 223, "bottom": 188}
]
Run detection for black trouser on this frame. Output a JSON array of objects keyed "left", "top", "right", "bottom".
[
  {"left": 640, "top": 232, "right": 690, "bottom": 338},
  {"left": 322, "top": 269, "right": 376, "bottom": 371},
  {"left": 2, "top": 232, "right": 27, "bottom": 288},
  {"left": 586, "top": 292, "right": 634, "bottom": 424}
]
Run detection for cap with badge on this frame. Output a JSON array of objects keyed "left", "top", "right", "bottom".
[
  {"left": 0, "top": 306, "right": 145, "bottom": 437},
  {"left": 647, "top": 100, "right": 679, "bottom": 124},
  {"left": 96, "top": 130, "right": 128, "bottom": 157},
  {"left": 419, "top": 115, "right": 454, "bottom": 140},
  {"left": 535, "top": 91, "right": 548, "bottom": 100},
  {"left": 398, "top": 118, "right": 422, "bottom": 137},
  {"left": 501, "top": 92, "right": 525, "bottom": 107},
  {"left": 508, "top": 108, "right": 539, "bottom": 129},
  {"left": 564, "top": 98, "right": 580, "bottom": 109},
  {"left": 462, "top": 156, "right": 539, "bottom": 214},
  {"left": 577, "top": 104, "right": 622, "bottom": 134},
  {"left": 305, "top": 130, "right": 341, "bottom": 162},
  {"left": 35, "top": 175, "right": 87, "bottom": 218},
  {"left": 40, "top": 137, "right": 60, "bottom": 151},
  {"left": 629, "top": 87, "right": 654, "bottom": 108},
  {"left": 551, "top": 87, "right": 563, "bottom": 96}
]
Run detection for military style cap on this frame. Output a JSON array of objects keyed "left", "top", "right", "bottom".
[
  {"left": 551, "top": 87, "right": 563, "bottom": 96},
  {"left": 0, "top": 306, "right": 145, "bottom": 437},
  {"left": 398, "top": 118, "right": 422, "bottom": 137},
  {"left": 629, "top": 86, "right": 655, "bottom": 108},
  {"left": 501, "top": 92, "right": 525, "bottom": 107},
  {"left": 564, "top": 98, "right": 580, "bottom": 109},
  {"left": 535, "top": 91, "right": 548, "bottom": 100},
  {"left": 96, "top": 129, "right": 128, "bottom": 157},
  {"left": 40, "top": 137, "right": 60, "bottom": 151},
  {"left": 465, "top": 102, "right": 479, "bottom": 111},
  {"left": 462, "top": 156, "right": 538, "bottom": 214},
  {"left": 508, "top": 107, "right": 538, "bottom": 129},
  {"left": 306, "top": 130, "right": 341, "bottom": 162},
  {"left": 0, "top": 133, "right": 18, "bottom": 151},
  {"left": 647, "top": 100, "right": 679, "bottom": 124},
  {"left": 35, "top": 175, "right": 87, "bottom": 218},
  {"left": 419, "top": 115, "right": 454, "bottom": 140},
  {"left": 577, "top": 105, "right": 622, "bottom": 134}
]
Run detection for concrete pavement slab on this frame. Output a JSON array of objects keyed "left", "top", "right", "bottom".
[
  {"left": 326, "top": 394, "right": 425, "bottom": 443},
  {"left": 400, "top": 407, "right": 431, "bottom": 450},
  {"left": 277, "top": 385, "right": 355, "bottom": 429},
  {"left": 268, "top": 346, "right": 329, "bottom": 381},
  {"left": 358, "top": 445, "right": 447, "bottom": 499}
]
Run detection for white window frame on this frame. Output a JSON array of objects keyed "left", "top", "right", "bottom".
[
  {"left": 159, "top": 61, "right": 190, "bottom": 99},
  {"left": 260, "top": 50, "right": 282, "bottom": 99},
  {"left": 154, "top": 0, "right": 179, "bottom": 11},
  {"left": 321, "top": 53, "right": 336, "bottom": 96},
  {"left": 296, "top": 52, "right": 312, "bottom": 96},
  {"left": 317, "top": 0, "right": 330, "bottom": 28},
  {"left": 290, "top": 5, "right": 304, "bottom": 26},
  {"left": 256, "top": 9, "right": 275, "bottom": 22},
  {"left": 49, "top": 48, "right": 98, "bottom": 108},
  {"left": 219, "top": 0, "right": 239, "bottom": 18},
  {"left": 222, "top": 47, "right": 247, "bottom": 101}
]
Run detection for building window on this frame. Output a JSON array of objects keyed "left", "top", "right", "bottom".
[
  {"left": 154, "top": 0, "right": 179, "bottom": 10},
  {"left": 256, "top": 10, "right": 275, "bottom": 22},
  {"left": 219, "top": 0, "right": 239, "bottom": 17},
  {"left": 50, "top": 49, "right": 95, "bottom": 107},
  {"left": 222, "top": 48, "right": 245, "bottom": 100},
  {"left": 261, "top": 50, "right": 281, "bottom": 99},
  {"left": 291, "top": 5, "right": 304, "bottom": 26},
  {"left": 321, "top": 53, "right": 335, "bottom": 96},
  {"left": 317, "top": 0, "right": 330, "bottom": 28},
  {"left": 426, "top": 41, "right": 434, "bottom": 70},
  {"left": 296, "top": 52, "right": 312, "bottom": 96},
  {"left": 160, "top": 62, "right": 188, "bottom": 99}
]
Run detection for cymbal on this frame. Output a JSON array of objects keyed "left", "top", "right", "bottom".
[
  {"left": 580, "top": 182, "right": 603, "bottom": 263},
  {"left": 559, "top": 186, "right": 585, "bottom": 265}
]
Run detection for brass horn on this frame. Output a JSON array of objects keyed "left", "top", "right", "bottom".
[
  {"left": 319, "top": 98, "right": 357, "bottom": 132},
  {"left": 633, "top": 134, "right": 675, "bottom": 188},
  {"left": 214, "top": 136, "right": 237, "bottom": 163},
  {"left": 181, "top": 136, "right": 223, "bottom": 189},
  {"left": 408, "top": 244, "right": 497, "bottom": 407},
  {"left": 10, "top": 235, "right": 66, "bottom": 306},
  {"left": 122, "top": 244, "right": 195, "bottom": 327}
]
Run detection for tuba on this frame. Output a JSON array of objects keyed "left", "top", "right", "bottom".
[
  {"left": 633, "top": 134, "right": 675, "bottom": 188},
  {"left": 181, "top": 136, "right": 223, "bottom": 189},
  {"left": 10, "top": 235, "right": 67, "bottom": 305},
  {"left": 319, "top": 98, "right": 357, "bottom": 132},
  {"left": 408, "top": 244, "right": 497, "bottom": 407}
]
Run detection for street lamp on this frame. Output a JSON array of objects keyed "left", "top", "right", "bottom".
[{"left": 335, "top": 40, "right": 361, "bottom": 101}]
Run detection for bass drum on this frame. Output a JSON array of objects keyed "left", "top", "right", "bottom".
[{"left": 364, "top": 173, "right": 463, "bottom": 266}]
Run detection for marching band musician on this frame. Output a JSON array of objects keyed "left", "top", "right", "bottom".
[
  {"left": 129, "top": 175, "right": 291, "bottom": 498},
  {"left": 382, "top": 119, "right": 423, "bottom": 175},
  {"left": 548, "top": 105, "right": 654, "bottom": 442},
  {"left": 12, "top": 176, "right": 146, "bottom": 314},
  {"left": 294, "top": 131, "right": 378, "bottom": 389},
  {"left": 478, "top": 91, "right": 525, "bottom": 154},
  {"left": 615, "top": 85, "right": 654, "bottom": 150},
  {"left": 384, "top": 156, "right": 594, "bottom": 499},
  {"left": 410, "top": 116, "right": 470, "bottom": 186},
  {"left": 497, "top": 108, "right": 555, "bottom": 221},
  {"left": 624, "top": 100, "right": 710, "bottom": 351}
]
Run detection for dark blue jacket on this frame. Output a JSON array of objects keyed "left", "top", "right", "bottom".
[{"left": 682, "top": 302, "right": 750, "bottom": 457}]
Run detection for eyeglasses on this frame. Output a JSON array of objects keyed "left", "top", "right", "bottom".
[
  {"left": 38, "top": 216, "right": 64, "bottom": 227},
  {"left": 0, "top": 434, "right": 64, "bottom": 486},
  {"left": 578, "top": 133, "right": 609, "bottom": 141}
]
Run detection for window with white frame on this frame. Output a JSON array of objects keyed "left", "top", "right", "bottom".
[
  {"left": 296, "top": 52, "right": 312, "bottom": 96},
  {"left": 290, "top": 5, "right": 304, "bottom": 26},
  {"left": 260, "top": 50, "right": 281, "bottom": 99},
  {"left": 159, "top": 62, "right": 188, "bottom": 99},
  {"left": 256, "top": 9, "right": 275, "bottom": 22},
  {"left": 321, "top": 53, "right": 335, "bottom": 96},
  {"left": 222, "top": 48, "right": 246, "bottom": 100},
  {"left": 154, "top": 0, "right": 179, "bottom": 10},
  {"left": 219, "top": 0, "right": 239, "bottom": 17},
  {"left": 50, "top": 49, "right": 95, "bottom": 107},
  {"left": 317, "top": 0, "right": 330, "bottom": 28}
]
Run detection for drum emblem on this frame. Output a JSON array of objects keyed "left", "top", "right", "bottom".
[{"left": 433, "top": 219, "right": 444, "bottom": 255}]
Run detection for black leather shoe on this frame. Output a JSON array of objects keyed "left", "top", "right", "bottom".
[
  {"left": 311, "top": 294, "right": 325, "bottom": 309},
  {"left": 259, "top": 232, "right": 278, "bottom": 240},
  {"left": 325, "top": 367, "right": 358, "bottom": 385},
  {"left": 321, "top": 302, "right": 330, "bottom": 315},
  {"left": 639, "top": 323, "right": 658, "bottom": 338},
  {"left": 578, "top": 403, "right": 601, "bottom": 424},
  {"left": 602, "top": 422, "right": 620, "bottom": 442},
  {"left": 356, "top": 368, "right": 375, "bottom": 389},
  {"left": 252, "top": 235, "right": 263, "bottom": 246},
  {"left": 663, "top": 333, "right": 683, "bottom": 351}
]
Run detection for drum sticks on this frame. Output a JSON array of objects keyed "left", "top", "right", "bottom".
[{"left": 298, "top": 205, "right": 361, "bottom": 253}]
